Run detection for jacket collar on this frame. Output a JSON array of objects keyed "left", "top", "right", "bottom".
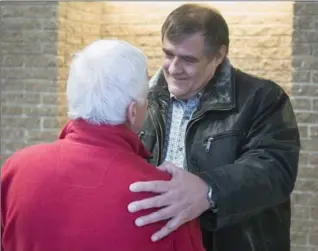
[
  {"left": 59, "top": 119, "right": 152, "bottom": 159},
  {"left": 148, "top": 57, "right": 236, "bottom": 113}
]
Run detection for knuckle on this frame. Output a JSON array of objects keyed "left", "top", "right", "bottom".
[
  {"left": 149, "top": 211, "right": 162, "bottom": 223},
  {"left": 165, "top": 224, "right": 175, "bottom": 233},
  {"left": 146, "top": 198, "right": 157, "bottom": 209},
  {"left": 153, "top": 183, "right": 161, "bottom": 191},
  {"left": 153, "top": 197, "right": 162, "bottom": 208},
  {"left": 138, "top": 199, "right": 152, "bottom": 210}
]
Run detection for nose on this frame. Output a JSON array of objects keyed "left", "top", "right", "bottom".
[{"left": 168, "top": 57, "right": 183, "bottom": 75}]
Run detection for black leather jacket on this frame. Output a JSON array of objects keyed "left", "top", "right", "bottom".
[{"left": 139, "top": 67, "right": 300, "bottom": 251}]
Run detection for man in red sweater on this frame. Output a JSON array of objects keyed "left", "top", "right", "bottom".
[{"left": 1, "top": 39, "right": 206, "bottom": 251}]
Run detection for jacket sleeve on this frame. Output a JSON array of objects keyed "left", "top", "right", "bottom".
[{"left": 197, "top": 83, "right": 300, "bottom": 230}]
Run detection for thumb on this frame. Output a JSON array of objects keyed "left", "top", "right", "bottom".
[{"left": 157, "top": 162, "right": 179, "bottom": 175}]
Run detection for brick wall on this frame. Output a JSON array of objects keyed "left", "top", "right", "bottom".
[
  {"left": 290, "top": 2, "right": 318, "bottom": 251},
  {"left": 0, "top": 2, "right": 59, "bottom": 164},
  {"left": 101, "top": 2, "right": 293, "bottom": 94},
  {"left": 57, "top": 2, "right": 104, "bottom": 123},
  {"left": 0, "top": 2, "right": 317, "bottom": 250}
]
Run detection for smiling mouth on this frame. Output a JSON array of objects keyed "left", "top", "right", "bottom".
[{"left": 171, "top": 77, "right": 188, "bottom": 81}]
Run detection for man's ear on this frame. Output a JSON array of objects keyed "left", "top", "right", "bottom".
[
  {"left": 215, "top": 45, "right": 227, "bottom": 66},
  {"left": 127, "top": 100, "right": 137, "bottom": 127}
]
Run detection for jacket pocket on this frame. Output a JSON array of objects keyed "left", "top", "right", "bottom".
[
  {"left": 192, "top": 130, "right": 245, "bottom": 170},
  {"left": 204, "top": 130, "right": 243, "bottom": 153}
]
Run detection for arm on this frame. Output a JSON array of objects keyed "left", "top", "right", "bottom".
[{"left": 197, "top": 84, "right": 300, "bottom": 230}]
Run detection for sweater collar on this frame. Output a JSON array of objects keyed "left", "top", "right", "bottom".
[{"left": 59, "top": 119, "right": 151, "bottom": 159}]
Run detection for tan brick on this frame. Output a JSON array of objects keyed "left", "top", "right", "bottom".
[
  {"left": 231, "top": 58, "right": 291, "bottom": 71},
  {"left": 82, "top": 36, "right": 101, "bottom": 45},
  {"left": 57, "top": 3, "right": 67, "bottom": 19},
  {"left": 66, "top": 33, "right": 82, "bottom": 45},
  {"left": 101, "top": 25, "right": 160, "bottom": 37},
  {"left": 82, "top": 24, "right": 100, "bottom": 35},
  {"left": 56, "top": 56, "right": 65, "bottom": 67},
  {"left": 102, "top": 2, "right": 169, "bottom": 14},
  {"left": 226, "top": 14, "right": 292, "bottom": 26},
  {"left": 213, "top": 2, "right": 292, "bottom": 13},
  {"left": 66, "top": 8, "right": 83, "bottom": 22},
  {"left": 57, "top": 67, "right": 69, "bottom": 81},
  {"left": 230, "top": 26, "right": 293, "bottom": 37},
  {"left": 73, "top": 2, "right": 103, "bottom": 14},
  {"left": 230, "top": 46, "right": 291, "bottom": 59}
]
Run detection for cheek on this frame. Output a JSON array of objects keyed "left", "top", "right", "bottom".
[
  {"left": 139, "top": 105, "right": 147, "bottom": 121},
  {"left": 162, "top": 59, "right": 170, "bottom": 70},
  {"left": 184, "top": 65, "right": 198, "bottom": 78}
]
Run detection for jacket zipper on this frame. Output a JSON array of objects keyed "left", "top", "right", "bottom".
[
  {"left": 205, "top": 130, "right": 242, "bottom": 152},
  {"left": 206, "top": 137, "right": 214, "bottom": 152},
  {"left": 184, "top": 113, "right": 205, "bottom": 171},
  {"left": 148, "top": 105, "right": 164, "bottom": 165}
]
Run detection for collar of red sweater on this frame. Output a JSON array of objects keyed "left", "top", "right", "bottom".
[{"left": 59, "top": 119, "right": 151, "bottom": 159}]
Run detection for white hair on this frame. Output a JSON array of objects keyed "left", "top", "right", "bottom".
[{"left": 66, "top": 39, "right": 149, "bottom": 125}]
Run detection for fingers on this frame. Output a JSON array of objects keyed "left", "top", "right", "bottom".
[
  {"left": 156, "top": 162, "right": 180, "bottom": 174},
  {"left": 151, "top": 216, "right": 183, "bottom": 242},
  {"left": 134, "top": 205, "right": 175, "bottom": 227},
  {"left": 129, "top": 180, "right": 170, "bottom": 193},
  {"left": 128, "top": 193, "right": 169, "bottom": 213}
]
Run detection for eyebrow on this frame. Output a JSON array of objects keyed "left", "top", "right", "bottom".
[{"left": 162, "top": 48, "right": 199, "bottom": 62}]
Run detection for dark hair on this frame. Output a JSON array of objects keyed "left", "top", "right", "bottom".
[{"left": 161, "top": 4, "right": 229, "bottom": 56}]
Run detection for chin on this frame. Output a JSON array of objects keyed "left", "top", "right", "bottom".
[
  {"left": 167, "top": 79, "right": 189, "bottom": 95},
  {"left": 168, "top": 88, "right": 187, "bottom": 98}
]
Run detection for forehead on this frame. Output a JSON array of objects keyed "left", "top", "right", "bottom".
[{"left": 162, "top": 33, "right": 205, "bottom": 58}]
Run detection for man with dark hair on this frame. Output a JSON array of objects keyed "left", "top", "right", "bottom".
[{"left": 127, "top": 3, "right": 300, "bottom": 251}]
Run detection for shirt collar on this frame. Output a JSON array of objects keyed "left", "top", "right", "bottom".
[{"left": 170, "top": 90, "right": 203, "bottom": 102}]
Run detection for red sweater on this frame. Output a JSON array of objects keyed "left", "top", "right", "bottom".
[{"left": 1, "top": 120, "right": 205, "bottom": 251}]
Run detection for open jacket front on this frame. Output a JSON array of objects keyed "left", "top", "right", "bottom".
[{"left": 139, "top": 66, "right": 300, "bottom": 251}]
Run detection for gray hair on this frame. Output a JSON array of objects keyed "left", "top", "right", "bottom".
[{"left": 66, "top": 39, "right": 149, "bottom": 125}]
